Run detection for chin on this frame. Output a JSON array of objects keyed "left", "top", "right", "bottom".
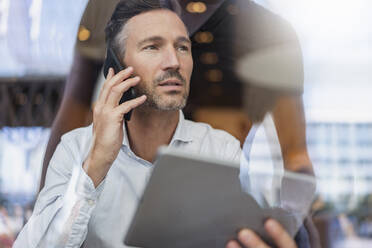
[
  {"left": 156, "top": 98, "right": 187, "bottom": 111},
  {"left": 156, "top": 102, "right": 186, "bottom": 111}
]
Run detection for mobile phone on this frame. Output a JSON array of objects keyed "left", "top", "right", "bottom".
[{"left": 103, "top": 47, "right": 136, "bottom": 121}]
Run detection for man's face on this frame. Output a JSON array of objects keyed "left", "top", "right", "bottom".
[{"left": 123, "top": 9, "right": 193, "bottom": 111}]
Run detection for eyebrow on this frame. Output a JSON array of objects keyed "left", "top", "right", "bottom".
[
  {"left": 137, "top": 35, "right": 191, "bottom": 48},
  {"left": 176, "top": 36, "right": 191, "bottom": 45}
]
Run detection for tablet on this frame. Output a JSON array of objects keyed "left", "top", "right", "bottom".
[{"left": 124, "top": 148, "right": 302, "bottom": 248}]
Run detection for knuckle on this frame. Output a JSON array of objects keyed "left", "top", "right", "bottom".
[
  {"left": 111, "top": 86, "right": 122, "bottom": 94},
  {"left": 103, "top": 79, "right": 114, "bottom": 88},
  {"left": 107, "top": 77, "right": 118, "bottom": 87},
  {"left": 117, "top": 112, "right": 125, "bottom": 120},
  {"left": 122, "top": 105, "right": 130, "bottom": 113}
]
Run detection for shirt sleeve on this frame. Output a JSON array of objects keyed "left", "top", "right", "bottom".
[
  {"left": 13, "top": 135, "right": 105, "bottom": 248},
  {"left": 228, "top": 139, "right": 242, "bottom": 165},
  {"left": 219, "top": 134, "right": 241, "bottom": 165}
]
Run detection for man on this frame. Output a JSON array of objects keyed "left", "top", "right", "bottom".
[
  {"left": 14, "top": 1, "right": 300, "bottom": 247},
  {"left": 40, "top": 0, "right": 313, "bottom": 191}
]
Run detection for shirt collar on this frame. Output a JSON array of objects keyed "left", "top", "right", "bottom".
[
  {"left": 122, "top": 110, "right": 193, "bottom": 147},
  {"left": 171, "top": 110, "right": 193, "bottom": 144}
]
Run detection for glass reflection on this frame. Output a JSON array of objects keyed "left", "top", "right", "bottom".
[{"left": 0, "top": 0, "right": 371, "bottom": 247}]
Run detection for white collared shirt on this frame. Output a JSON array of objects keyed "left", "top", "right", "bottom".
[{"left": 14, "top": 111, "right": 241, "bottom": 248}]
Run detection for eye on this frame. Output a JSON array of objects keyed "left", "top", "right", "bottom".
[
  {"left": 178, "top": 45, "right": 190, "bottom": 52},
  {"left": 143, "top": 45, "right": 157, "bottom": 50}
]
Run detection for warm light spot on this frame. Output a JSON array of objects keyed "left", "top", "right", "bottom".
[
  {"left": 200, "top": 52, "right": 218, "bottom": 64},
  {"left": 78, "top": 25, "right": 91, "bottom": 41},
  {"left": 194, "top": 31, "right": 214, "bottom": 43},
  {"left": 205, "top": 69, "right": 223, "bottom": 82},
  {"left": 186, "top": 2, "right": 207, "bottom": 13}
]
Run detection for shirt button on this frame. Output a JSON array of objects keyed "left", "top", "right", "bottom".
[{"left": 87, "top": 199, "right": 95, "bottom": 206}]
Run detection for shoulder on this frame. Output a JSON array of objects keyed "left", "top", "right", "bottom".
[
  {"left": 58, "top": 124, "right": 93, "bottom": 158},
  {"left": 61, "top": 124, "right": 92, "bottom": 143},
  {"left": 43, "top": 125, "right": 93, "bottom": 189},
  {"left": 185, "top": 119, "right": 238, "bottom": 143}
]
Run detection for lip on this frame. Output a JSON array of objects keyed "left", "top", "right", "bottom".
[
  {"left": 158, "top": 79, "right": 183, "bottom": 86},
  {"left": 157, "top": 79, "right": 184, "bottom": 91}
]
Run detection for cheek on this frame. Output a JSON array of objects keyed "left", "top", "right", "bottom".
[
  {"left": 130, "top": 62, "right": 152, "bottom": 81},
  {"left": 128, "top": 56, "right": 158, "bottom": 78},
  {"left": 125, "top": 53, "right": 146, "bottom": 74}
]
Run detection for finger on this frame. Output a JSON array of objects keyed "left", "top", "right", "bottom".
[
  {"left": 226, "top": 240, "right": 242, "bottom": 248},
  {"left": 107, "top": 67, "right": 114, "bottom": 80},
  {"left": 115, "top": 95, "right": 147, "bottom": 117},
  {"left": 106, "top": 76, "right": 141, "bottom": 106},
  {"left": 97, "top": 67, "right": 114, "bottom": 101},
  {"left": 98, "top": 66, "right": 133, "bottom": 104},
  {"left": 237, "top": 229, "right": 269, "bottom": 248},
  {"left": 265, "top": 219, "right": 297, "bottom": 248}
]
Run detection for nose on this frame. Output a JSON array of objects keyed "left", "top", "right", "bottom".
[{"left": 161, "top": 47, "right": 180, "bottom": 71}]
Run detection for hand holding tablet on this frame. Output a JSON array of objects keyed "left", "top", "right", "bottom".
[
  {"left": 125, "top": 148, "right": 315, "bottom": 247},
  {"left": 226, "top": 219, "right": 297, "bottom": 248}
]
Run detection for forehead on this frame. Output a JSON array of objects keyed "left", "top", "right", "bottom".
[{"left": 125, "top": 9, "right": 189, "bottom": 42}]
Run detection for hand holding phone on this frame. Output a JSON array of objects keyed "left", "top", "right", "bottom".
[
  {"left": 84, "top": 67, "right": 146, "bottom": 187},
  {"left": 103, "top": 47, "right": 136, "bottom": 121}
]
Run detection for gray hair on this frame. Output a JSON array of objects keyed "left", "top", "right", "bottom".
[{"left": 105, "top": 0, "right": 182, "bottom": 61}]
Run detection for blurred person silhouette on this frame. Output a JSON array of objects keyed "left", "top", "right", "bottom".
[
  {"left": 13, "top": 1, "right": 316, "bottom": 247},
  {"left": 40, "top": 0, "right": 313, "bottom": 192}
]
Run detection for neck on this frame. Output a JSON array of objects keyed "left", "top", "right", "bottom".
[{"left": 126, "top": 107, "right": 180, "bottom": 163}]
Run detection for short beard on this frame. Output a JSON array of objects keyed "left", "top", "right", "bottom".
[
  {"left": 134, "top": 70, "right": 189, "bottom": 111},
  {"left": 135, "top": 84, "right": 188, "bottom": 111}
]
